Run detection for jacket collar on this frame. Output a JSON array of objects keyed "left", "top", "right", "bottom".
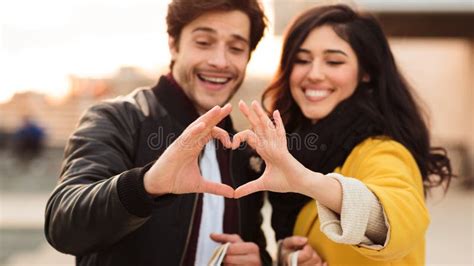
[{"left": 151, "top": 74, "right": 235, "bottom": 133}]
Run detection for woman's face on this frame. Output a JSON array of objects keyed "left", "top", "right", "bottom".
[{"left": 289, "top": 25, "right": 364, "bottom": 122}]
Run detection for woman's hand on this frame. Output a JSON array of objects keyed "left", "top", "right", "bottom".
[
  {"left": 233, "top": 100, "right": 307, "bottom": 198},
  {"left": 280, "top": 236, "right": 327, "bottom": 266}
]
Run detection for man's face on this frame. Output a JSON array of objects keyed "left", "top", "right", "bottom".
[{"left": 169, "top": 10, "right": 251, "bottom": 114}]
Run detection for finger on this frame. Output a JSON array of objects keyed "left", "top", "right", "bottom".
[
  {"left": 231, "top": 129, "right": 258, "bottom": 150},
  {"left": 226, "top": 242, "right": 259, "bottom": 255},
  {"left": 175, "top": 122, "right": 206, "bottom": 151},
  {"left": 299, "top": 244, "right": 322, "bottom": 264},
  {"left": 210, "top": 103, "right": 232, "bottom": 127},
  {"left": 196, "top": 103, "right": 232, "bottom": 135},
  {"left": 200, "top": 104, "right": 232, "bottom": 139},
  {"left": 273, "top": 110, "right": 286, "bottom": 136},
  {"left": 210, "top": 233, "right": 243, "bottom": 244},
  {"left": 183, "top": 104, "right": 232, "bottom": 151},
  {"left": 300, "top": 256, "right": 324, "bottom": 266},
  {"left": 189, "top": 105, "right": 220, "bottom": 127},
  {"left": 297, "top": 244, "right": 313, "bottom": 262},
  {"left": 282, "top": 236, "right": 308, "bottom": 249},
  {"left": 211, "top": 127, "right": 232, "bottom": 149},
  {"left": 223, "top": 254, "right": 260, "bottom": 265},
  {"left": 311, "top": 251, "right": 323, "bottom": 265},
  {"left": 188, "top": 122, "right": 206, "bottom": 136},
  {"left": 234, "top": 179, "right": 265, "bottom": 198},
  {"left": 301, "top": 254, "right": 324, "bottom": 266},
  {"left": 238, "top": 100, "right": 260, "bottom": 130},
  {"left": 231, "top": 131, "right": 242, "bottom": 150},
  {"left": 251, "top": 101, "right": 274, "bottom": 130},
  {"left": 200, "top": 180, "right": 234, "bottom": 198}
]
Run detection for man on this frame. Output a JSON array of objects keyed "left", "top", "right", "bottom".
[{"left": 44, "top": 0, "right": 271, "bottom": 265}]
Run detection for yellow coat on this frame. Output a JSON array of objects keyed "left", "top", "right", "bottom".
[{"left": 293, "top": 138, "right": 430, "bottom": 265}]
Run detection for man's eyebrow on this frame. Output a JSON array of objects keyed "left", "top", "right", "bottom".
[
  {"left": 191, "top": 27, "right": 249, "bottom": 44},
  {"left": 192, "top": 27, "right": 216, "bottom": 34}
]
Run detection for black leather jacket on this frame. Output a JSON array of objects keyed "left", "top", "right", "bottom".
[{"left": 45, "top": 76, "right": 271, "bottom": 266}]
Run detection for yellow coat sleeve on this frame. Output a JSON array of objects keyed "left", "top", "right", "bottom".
[{"left": 340, "top": 138, "right": 430, "bottom": 261}]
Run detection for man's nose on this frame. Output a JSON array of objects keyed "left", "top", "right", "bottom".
[{"left": 208, "top": 46, "right": 230, "bottom": 69}]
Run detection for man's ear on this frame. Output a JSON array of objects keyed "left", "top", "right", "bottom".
[
  {"left": 362, "top": 73, "right": 371, "bottom": 83},
  {"left": 169, "top": 36, "right": 178, "bottom": 60}
]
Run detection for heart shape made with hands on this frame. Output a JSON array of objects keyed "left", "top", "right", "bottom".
[{"left": 145, "top": 102, "right": 294, "bottom": 199}]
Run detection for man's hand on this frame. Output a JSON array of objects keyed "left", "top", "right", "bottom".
[
  {"left": 210, "top": 233, "right": 261, "bottom": 266},
  {"left": 280, "top": 236, "right": 326, "bottom": 266},
  {"left": 143, "top": 104, "right": 234, "bottom": 198}
]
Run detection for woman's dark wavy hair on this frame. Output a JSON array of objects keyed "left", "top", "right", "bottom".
[{"left": 262, "top": 4, "right": 453, "bottom": 193}]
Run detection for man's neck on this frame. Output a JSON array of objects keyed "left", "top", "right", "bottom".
[{"left": 166, "top": 73, "right": 209, "bottom": 116}]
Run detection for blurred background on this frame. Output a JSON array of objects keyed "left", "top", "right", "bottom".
[{"left": 0, "top": 0, "right": 473, "bottom": 265}]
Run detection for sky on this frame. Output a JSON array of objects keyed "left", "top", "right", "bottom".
[
  {"left": 2, "top": 0, "right": 471, "bottom": 103},
  {"left": 0, "top": 0, "right": 281, "bottom": 103},
  {"left": 0, "top": 0, "right": 172, "bottom": 102}
]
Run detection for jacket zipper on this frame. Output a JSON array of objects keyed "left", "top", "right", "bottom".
[
  {"left": 229, "top": 149, "right": 242, "bottom": 235},
  {"left": 179, "top": 193, "right": 198, "bottom": 266}
]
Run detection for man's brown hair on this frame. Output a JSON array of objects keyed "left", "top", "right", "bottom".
[{"left": 166, "top": 0, "right": 267, "bottom": 53}]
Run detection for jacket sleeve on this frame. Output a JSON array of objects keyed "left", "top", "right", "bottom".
[
  {"left": 44, "top": 101, "right": 160, "bottom": 256},
  {"left": 345, "top": 140, "right": 430, "bottom": 261},
  {"left": 316, "top": 173, "right": 388, "bottom": 247}
]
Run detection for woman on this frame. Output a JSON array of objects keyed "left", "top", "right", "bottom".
[{"left": 232, "top": 4, "right": 453, "bottom": 265}]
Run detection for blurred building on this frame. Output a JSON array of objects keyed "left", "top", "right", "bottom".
[{"left": 0, "top": 67, "right": 155, "bottom": 147}]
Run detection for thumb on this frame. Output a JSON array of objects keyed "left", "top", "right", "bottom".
[
  {"left": 234, "top": 179, "right": 265, "bottom": 198},
  {"left": 210, "top": 233, "right": 242, "bottom": 243},
  {"left": 200, "top": 181, "right": 235, "bottom": 198},
  {"left": 282, "top": 236, "right": 308, "bottom": 249}
]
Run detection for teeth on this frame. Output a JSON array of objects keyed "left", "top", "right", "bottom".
[
  {"left": 305, "top": 90, "right": 330, "bottom": 98},
  {"left": 199, "top": 75, "right": 229, "bottom": 84}
]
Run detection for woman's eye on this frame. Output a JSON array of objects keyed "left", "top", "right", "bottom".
[
  {"left": 327, "top": 61, "right": 344, "bottom": 65},
  {"left": 294, "top": 58, "right": 311, "bottom": 64}
]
